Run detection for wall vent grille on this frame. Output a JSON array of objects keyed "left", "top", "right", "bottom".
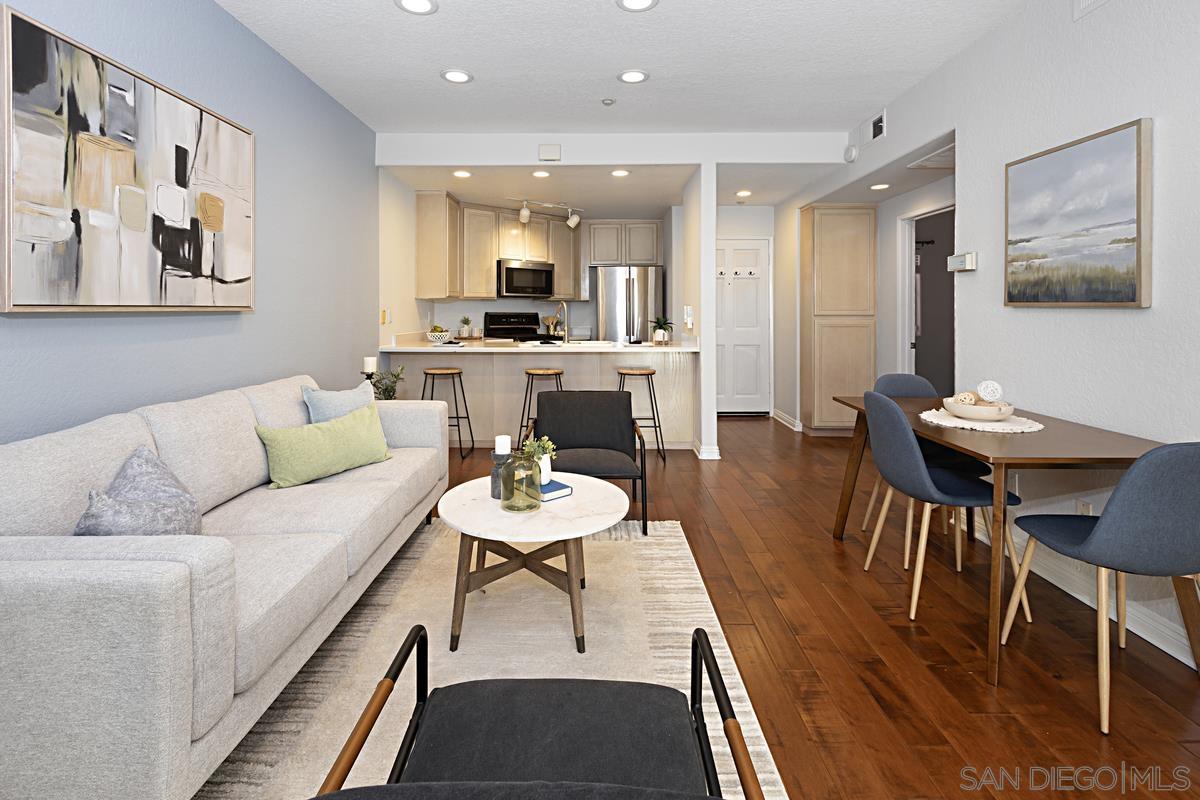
[{"left": 907, "top": 142, "right": 956, "bottom": 170}]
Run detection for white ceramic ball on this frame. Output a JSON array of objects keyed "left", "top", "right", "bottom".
[{"left": 977, "top": 380, "right": 1003, "bottom": 403}]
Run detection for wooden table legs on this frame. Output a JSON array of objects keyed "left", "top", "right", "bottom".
[
  {"left": 986, "top": 464, "right": 1008, "bottom": 685},
  {"left": 449, "top": 534, "right": 587, "bottom": 653},
  {"left": 832, "top": 412, "right": 869, "bottom": 540}
]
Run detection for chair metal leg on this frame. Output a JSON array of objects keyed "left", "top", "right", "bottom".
[
  {"left": 449, "top": 376, "right": 466, "bottom": 458},
  {"left": 618, "top": 374, "right": 626, "bottom": 391},
  {"left": 1116, "top": 571, "right": 1127, "bottom": 649},
  {"left": 863, "top": 486, "right": 894, "bottom": 571},
  {"left": 421, "top": 373, "right": 431, "bottom": 400},
  {"left": 861, "top": 475, "right": 882, "bottom": 533},
  {"left": 1002, "top": 538, "right": 1038, "bottom": 644},
  {"left": 555, "top": 374, "right": 563, "bottom": 391},
  {"left": 903, "top": 496, "right": 914, "bottom": 571},
  {"left": 1097, "top": 566, "right": 1112, "bottom": 734},
  {"left": 908, "top": 503, "right": 934, "bottom": 620},
  {"left": 641, "top": 469, "right": 648, "bottom": 536}
]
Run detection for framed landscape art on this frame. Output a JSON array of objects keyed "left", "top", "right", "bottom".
[
  {"left": 1, "top": 8, "right": 254, "bottom": 312},
  {"left": 1005, "top": 118, "right": 1151, "bottom": 308}
]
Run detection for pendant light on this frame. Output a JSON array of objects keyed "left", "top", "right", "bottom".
[{"left": 519, "top": 201, "right": 531, "bottom": 224}]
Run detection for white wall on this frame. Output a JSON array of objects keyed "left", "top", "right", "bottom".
[
  {"left": 378, "top": 171, "right": 428, "bottom": 345},
  {"left": 771, "top": 205, "right": 800, "bottom": 429},
  {"left": 875, "top": 175, "right": 956, "bottom": 376},
  {"left": 717, "top": 205, "right": 775, "bottom": 238},
  {"left": 664, "top": 206, "right": 684, "bottom": 330},
  {"left": 783, "top": 0, "right": 1200, "bottom": 665}
]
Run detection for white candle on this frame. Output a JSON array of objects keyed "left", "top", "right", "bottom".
[
  {"left": 495, "top": 434, "right": 511, "bottom": 455},
  {"left": 363, "top": 356, "right": 377, "bottom": 373}
]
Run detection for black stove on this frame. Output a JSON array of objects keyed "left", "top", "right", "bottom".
[{"left": 483, "top": 312, "right": 560, "bottom": 342}]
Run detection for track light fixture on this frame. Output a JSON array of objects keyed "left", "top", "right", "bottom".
[
  {"left": 519, "top": 201, "right": 531, "bottom": 224},
  {"left": 566, "top": 209, "right": 581, "bottom": 229},
  {"left": 507, "top": 198, "right": 585, "bottom": 226}
]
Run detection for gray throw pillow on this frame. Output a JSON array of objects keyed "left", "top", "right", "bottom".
[
  {"left": 74, "top": 446, "right": 201, "bottom": 536},
  {"left": 303, "top": 380, "right": 375, "bottom": 423}
]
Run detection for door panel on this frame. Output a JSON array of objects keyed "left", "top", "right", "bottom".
[
  {"left": 813, "top": 318, "right": 875, "bottom": 427},
  {"left": 549, "top": 220, "right": 576, "bottom": 299},
  {"left": 813, "top": 208, "right": 875, "bottom": 315},
  {"left": 462, "top": 206, "right": 497, "bottom": 299},
  {"left": 715, "top": 239, "right": 771, "bottom": 413},
  {"left": 914, "top": 209, "right": 955, "bottom": 396},
  {"left": 733, "top": 345, "right": 760, "bottom": 396}
]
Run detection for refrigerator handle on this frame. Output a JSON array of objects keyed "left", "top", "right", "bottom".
[{"left": 626, "top": 275, "right": 635, "bottom": 341}]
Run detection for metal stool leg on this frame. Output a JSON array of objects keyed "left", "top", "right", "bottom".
[
  {"left": 449, "top": 375, "right": 466, "bottom": 459},
  {"left": 518, "top": 375, "right": 534, "bottom": 440},
  {"left": 455, "top": 373, "right": 474, "bottom": 458},
  {"left": 646, "top": 374, "right": 666, "bottom": 463},
  {"left": 618, "top": 373, "right": 626, "bottom": 392},
  {"left": 421, "top": 373, "right": 431, "bottom": 400},
  {"left": 555, "top": 374, "right": 563, "bottom": 391}
]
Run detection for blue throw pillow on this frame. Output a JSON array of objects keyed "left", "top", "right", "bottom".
[
  {"left": 74, "top": 446, "right": 200, "bottom": 536},
  {"left": 303, "top": 380, "right": 375, "bottom": 423}
]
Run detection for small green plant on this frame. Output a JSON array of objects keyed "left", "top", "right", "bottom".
[
  {"left": 460, "top": 315, "right": 471, "bottom": 327},
  {"left": 652, "top": 315, "right": 674, "bottom": 332},
  {"left": 370, "top": 366, "right": 405, "bottom": 400},
  {"left": 522, "top": 434, "right": 557, "bottom": 460}
]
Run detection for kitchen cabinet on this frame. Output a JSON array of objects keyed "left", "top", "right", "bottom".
[
  {"left": 589, "top": 223, "right": 624, "bottom": 265},
  {"left": 462, "top": 205, "right": 498, "bottom": 298},
  {"left": 587, "top": 220, "right": 661, "bottom": 266},
  {"left": 414, "top": 190, "right": 462, "bottom": 299},
  {"left": 525, "top": 216, "right": 550, "bottom": 262},
  {"left": 799, "top": 204, "right": 876, "bottom": 430},
  {"left": 624, "top": 222, "right": 660, "bottom": 265},
  {"left": 549, "top": 219, "right": 577, "bottom": 299},
  {"left": 497, "top": 211, "right": 525, "bottom": 261}
]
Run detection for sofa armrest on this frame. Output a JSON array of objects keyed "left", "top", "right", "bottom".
[
  {"left": 0, "top": 535, "right": 237, "bottom": 745},
  {"left": 376, "top": 400, "right": 449, "bottom": 452}
]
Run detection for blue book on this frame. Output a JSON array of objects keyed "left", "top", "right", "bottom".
[{"left": 539, "top": 479, "right": 573, "bottom": 502}]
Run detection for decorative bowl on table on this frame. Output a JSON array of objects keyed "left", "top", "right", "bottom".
[
  {"left": 426, "top": 330, "right": 452, "bottom": 344},
  {"left": 943, "top": 397, "right": 1015, "bottom": 421}
]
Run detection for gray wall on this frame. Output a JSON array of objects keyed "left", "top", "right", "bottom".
[{"left": 0, "top": 0, "right": 378, "bottom": 443}]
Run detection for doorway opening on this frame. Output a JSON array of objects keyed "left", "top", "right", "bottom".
[{"left": 909, "top": 208, "right": 955, "bottom": 395}]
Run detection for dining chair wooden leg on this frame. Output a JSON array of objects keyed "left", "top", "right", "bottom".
[
  {"left": 954, "top": 509, "right": 963, "bottom": 573},
  {"left": 1097, "top": 566, "right": 1112, "bottom": 734},
  {"left": 1002, "top": 539, "right": 1038, "bottom": 644},
  {"left": 908, "top": 503, "right": 934, "bottom": 620},
  {"left": 861, "top": 475, "right": 882, "bottom": 532},
  {"left": 940, "top": 505, "right": 949, "bottom": 537},
  {"left": 863, "top": 486, "right": 894, "bottom": 571},
  {"left": 1004, "top": 525, "right": 1033, "bottom": 624},
  {"left": 1116, "top": 571, "right": 1127, "bottom": 650},
  {"left": 903, "top": 497, "right": 914, "bottom": 571}
]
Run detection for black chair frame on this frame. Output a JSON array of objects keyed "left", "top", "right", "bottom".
[{"left": 317, "top": 625, "right": 765, "bottom": 799}]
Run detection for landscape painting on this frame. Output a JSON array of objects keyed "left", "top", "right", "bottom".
[
  {"left": 1005, "top": 119, "right": 1151, "bottom": 307},
  {"left": 2, "top": 10, "right": 254, "bottom": 311}
]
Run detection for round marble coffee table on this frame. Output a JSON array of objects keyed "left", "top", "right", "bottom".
[{"left": 437, "top": 472, "right": 630, "bottom": 653}]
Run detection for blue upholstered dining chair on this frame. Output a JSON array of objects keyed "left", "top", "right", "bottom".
[
  {"left": 1001, "top": 442, "right": 1200, "bottom": 734},
  {"left": 862, "top": 391, "right": 1023, "bottom": 620}
]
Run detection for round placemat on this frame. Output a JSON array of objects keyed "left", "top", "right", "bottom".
[{"left": 919, "top": 408, "right": 1045, "bottom": 434}]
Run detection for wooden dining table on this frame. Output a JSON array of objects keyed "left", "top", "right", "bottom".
[{"left": 829, "top": 395, "right": 1197, "bottom": 686}]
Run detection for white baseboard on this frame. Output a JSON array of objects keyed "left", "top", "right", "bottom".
[
  {"left": 771, "top": 409, "right": 802, "bottom": 432},
  {"left": 693, "top": 442, "right": 721, "bottom": 460}
]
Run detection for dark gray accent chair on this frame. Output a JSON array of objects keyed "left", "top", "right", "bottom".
[
  {"left": 532, "top": 391, "right": 647, "bottom": 535},
  {"left": 1002, "top": 442, "right": 1200, "bottom": 734}
]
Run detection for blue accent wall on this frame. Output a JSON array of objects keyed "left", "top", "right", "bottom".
[{"left": 0, "top": 0, "right": 377, "bottom": 442}]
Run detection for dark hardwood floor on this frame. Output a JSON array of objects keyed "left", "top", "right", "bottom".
[{"left": 447, "top": 417, "right": 1200, "bottom": 799}]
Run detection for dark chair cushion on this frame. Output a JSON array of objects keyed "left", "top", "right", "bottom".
[
  {"left": 921, "top": 441, "right": 990, "bottom": 477},
  {"left": 316, "top": 782, "right": 712, "bottom": 800},
  {"left": 1015, "top": 514, "right": 1099, "bottom": 562},
  {"left": 534, "top": 392, "right": 635, "bottom": 459},
  {"left": 928, "top": 468, "right": 1022, "bottom": 508},
  {"left": 554, "top": 448, "right": 642, "bottom": 479},
  {"left": 399, "top": 679, "right": 708, "bottom": 796}
]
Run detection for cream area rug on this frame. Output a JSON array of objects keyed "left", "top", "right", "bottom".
[{"left": 195, "top": 520, "right": 787, "bottom": 800}]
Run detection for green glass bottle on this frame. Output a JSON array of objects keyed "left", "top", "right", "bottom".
[{"left": 500, "top": 453, "right": 542, "bottom": 513}]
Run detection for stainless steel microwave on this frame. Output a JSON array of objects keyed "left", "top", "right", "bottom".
[{"left": 497, "top": 259, "right": 554, "bottom": 298}]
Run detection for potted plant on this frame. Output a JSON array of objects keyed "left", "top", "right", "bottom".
[
  {"left": 652, "top": 316, "right": 674, "bottom": 345},
  {"left": 370, "top": 366, "right": 405, "bottom": 400},
  {"left": 522, "top": 434, "right": 557, "bottom": 485},
  {"left": 459, "top": 316, "right": 472, "bottom": 338}
]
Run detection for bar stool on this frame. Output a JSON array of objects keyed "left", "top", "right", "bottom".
[
  {"left": 422, "top": 368, "right": 473, "bottom": 459},
  {"left": 519, "top": 368, "right": 563, "bottom": 440},
  {"left": 617, "top": 367, "right": 666, "bottom": 464}
]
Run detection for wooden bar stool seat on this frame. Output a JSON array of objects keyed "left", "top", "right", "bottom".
[
  {"left": 617, "top": 367, "right": 666, "bottom": 464},
  {"left": 519, "top": 368, "right": 565, "bottom": 440},
  {"left": 422, "top": 368, "right": 474, "bottom": 459}
]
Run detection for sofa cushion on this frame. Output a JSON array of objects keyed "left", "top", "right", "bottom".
[
  {"left": 303, "top": 380, "right": 374, "bottom": 423},
  {"left": 256, "top": 404, "right": 390, "bottom": 489},
  {"left": 316, "top": 447, "right": 442, "bottom": 487},
  {"left": 135, "top": 390, "right": 269, "bottom": 514},
  {"left": 74, "top": 447, "right": 201, "bottom": 537},
  {"left": 0, "top": 413, "right": 158, "bottom": 536},
  {"left": 240, "top": 375, "right": 318, "bottom": 429},
  {"left": 203, "top": 478, "right": 422, "bottom": 576},
  {"left": 227, "top": 533, "right": 346, "bottom": 692}
]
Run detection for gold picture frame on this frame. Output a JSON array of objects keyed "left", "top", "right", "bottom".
[
  {"left": 1004, "top": 118, "right": 1151, "bottom": 308},
  {"left": 1, "top": 7, "right": 255, "bottom": 313}
]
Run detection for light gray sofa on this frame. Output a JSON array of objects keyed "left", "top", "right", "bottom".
[{"left": 0, "top": 375, "right": 448, "bottom": 800}]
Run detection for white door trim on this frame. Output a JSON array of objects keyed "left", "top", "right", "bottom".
[
  {"left": 897, "top": 204, "right": 954, "bottom": 374},
  {"left": 716, "top": 236, "right": 773, "bottom": 414}
]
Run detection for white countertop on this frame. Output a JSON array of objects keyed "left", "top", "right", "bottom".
[{"left": 380, "top": 337, "right": 699, "bottom": 354}]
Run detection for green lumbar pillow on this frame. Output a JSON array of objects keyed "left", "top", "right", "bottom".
[{"left": 256, "top": 402, "right": 389, "bottom": 488}]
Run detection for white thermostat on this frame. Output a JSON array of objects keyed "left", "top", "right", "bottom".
[{"left": 947, "top": 252, "right": 977, "bottom": 272}]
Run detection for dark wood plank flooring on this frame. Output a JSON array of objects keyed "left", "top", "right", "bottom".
[{"left": 447, "top": 417, "right": 1200, "bottom": 798}]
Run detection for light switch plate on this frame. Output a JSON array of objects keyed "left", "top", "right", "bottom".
[{"left": 947, "top": 252, "right": 977, "bottom": 272}]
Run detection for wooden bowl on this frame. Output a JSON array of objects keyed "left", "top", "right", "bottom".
[{"left": 943, "top": 397, "right": 1015, "bottom": 421}]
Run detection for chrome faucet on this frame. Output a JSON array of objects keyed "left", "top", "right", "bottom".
[{"left": 555, "top": 300, "right": 570, "bottom": 345}]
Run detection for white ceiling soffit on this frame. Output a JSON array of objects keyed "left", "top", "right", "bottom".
[
  {"left": 908, "top": 142, "right": 955, "bottom": 170},
  {"left": 716, "top": 163, "right": 838, "bottom": 206},
  {"left": 387, "top": 164, "right": 697, "bottom": 219},
  {"left": 215, "top": 0, "right": 1025, "bottom": 133},
  {"left": 820, "top": 133, "right": 955, "bottom": 204}
]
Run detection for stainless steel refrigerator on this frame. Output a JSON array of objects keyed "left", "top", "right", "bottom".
[{"left": 593, "top": 265, "right": 665, "bottom": 344}]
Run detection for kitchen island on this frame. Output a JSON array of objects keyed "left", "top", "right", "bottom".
[{"left": 380, "top": 336, "right": 698, "bottom": 449}]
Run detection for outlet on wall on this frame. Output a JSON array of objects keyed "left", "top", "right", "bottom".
[
  {"left": 1076, "top": 498, "right": 1095, "bottom": 516},
  {"left": 379, "top": 308, "right": 391, "bottom": 325}
]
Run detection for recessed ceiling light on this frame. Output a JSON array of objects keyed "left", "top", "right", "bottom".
[
  {"left": 611, "top": 169, "right": 631, "bottom": 177},
  {"left": 618, "top": 70, "right": 649, "bottom": 84},
  {"left": 532, "top": 170, "right": 550, "bottom": 178},
  {"left": 616, "top": 0, "right": 658, "bottom": 11},
  {"left": 395, "top": 0, "right": 437, "bottom": 14},
  {"left": 736, "top": 190, "right": 752, "bottom": 198},
  {"left": 441, "top": 69, "right": 474, "bottom": 84},
  {"left": 870, "top": 183, "right": 890, "bottom": 190},
  {"left": 452, "top": 170, "right": 471, "bottom": 178}
]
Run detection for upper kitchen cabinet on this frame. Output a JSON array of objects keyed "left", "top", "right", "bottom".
[
  {"left": 497, "top": 211, "right": 525, "bottom": 261},
  {"left": 462, "top": 204, "right": 498, "bottom": 298},
  {"left": 414, "top": 190, "right": 462, "bottom": 299},
  {"left": 549, "top": 219, "right": 578, "bottom": 299},
  {"left": 586, "top": 220, "right": 662, "bottom": 266},
  {"left": 525, "top": 216, "right": 550, "bottom": 262}
]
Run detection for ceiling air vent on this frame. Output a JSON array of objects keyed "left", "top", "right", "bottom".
[
  {"left": 907, "top": 142, "right": 955, "bottom": 170},
  {"left": 1073, "top": 0, "right": 1112, "bottom": 20}
]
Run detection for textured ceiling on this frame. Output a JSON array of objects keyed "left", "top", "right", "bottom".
[
  {"left": 716, "top": 163, "right": 838, "bottom": 206},
  {"left": 214, "top": 0, "right": 1025, "bottom": 133}
]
